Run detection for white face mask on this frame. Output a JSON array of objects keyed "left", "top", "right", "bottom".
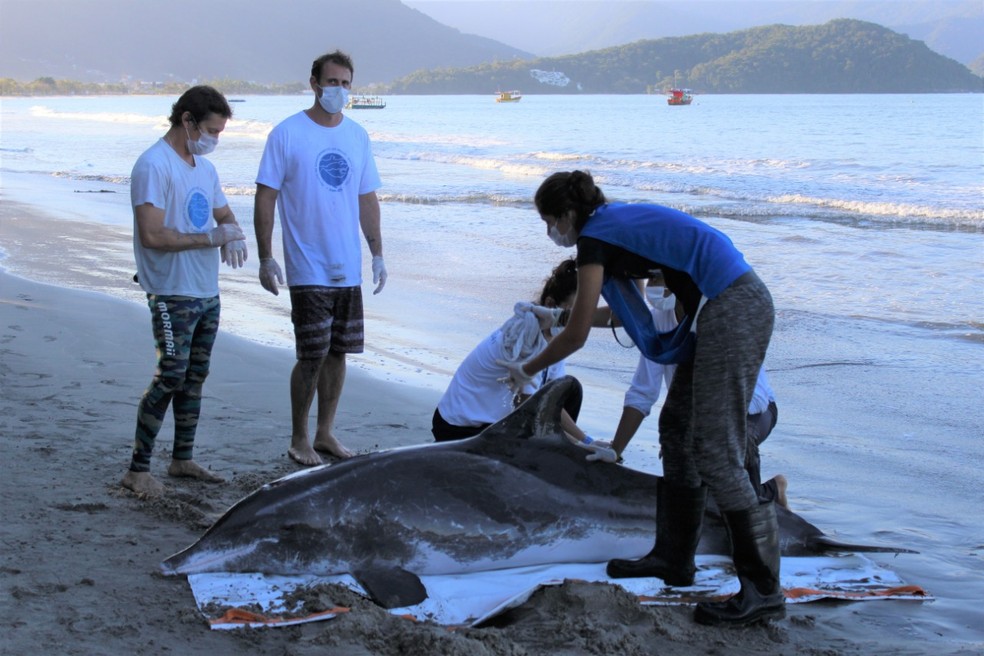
[
  {"left": 186, "top": 121, "right": 218, "bottom": 155},
  {"left": 548, "top": 224, "right": 577, "bottom": 248},
  {"left": 646, "top": 287, "right": 677, "bottom": 312},
  {"left": 318, "top": 85, "right": 350, "bottom": 114}
]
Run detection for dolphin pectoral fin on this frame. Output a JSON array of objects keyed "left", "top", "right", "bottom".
[
  {"left": 811, "top": 535, "right": 919, "bottom": 555},
  {"left": 352, "top": 566, "right": 428, "bottom": 609}
]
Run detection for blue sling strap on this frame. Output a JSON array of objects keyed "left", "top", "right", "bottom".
[{"left": 601, "top": 276, "right": 706, "bottom": 365}]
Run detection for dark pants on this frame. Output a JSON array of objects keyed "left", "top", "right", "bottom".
[
  {"left": 432, "top": 381, "right": 583, "bottom": 442},
  {"left": 658, "top": 271, "right": 774, "bottom": 512},
  {"left": 746, "top": 401, "right": 779, "bottom": 502}
]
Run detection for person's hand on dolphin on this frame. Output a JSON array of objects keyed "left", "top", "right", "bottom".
[
  {"left": 259, "top": 257, "right": 284, "bottom": 296},
  {"left": 497, "top": 359, "right": 534, "bottom": 394},
  {"left": 584, "top": 442, "right": 619, "bottom": 464}
]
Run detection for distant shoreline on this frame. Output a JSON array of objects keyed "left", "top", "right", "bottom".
[
  {"left": 0, "top": 78, "right": 309, "bottom": 97},
  {"left": 3, "top": 84, "right": 982, "bottom": 98}
]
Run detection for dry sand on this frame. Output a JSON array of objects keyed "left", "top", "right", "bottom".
[{"left": 3, "top": 270, "right": 976, "bottom": 655}]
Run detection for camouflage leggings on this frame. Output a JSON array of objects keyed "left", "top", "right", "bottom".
[
  {"left": 128, "top": 294, "right": 220, "bottom": 473},
  {"left": 658, "top": 271, "right": 774, "bottom": 512}
]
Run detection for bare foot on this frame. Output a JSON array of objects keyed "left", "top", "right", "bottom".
[
  {"left": 121, "top": 470, "right": 165, "bottom": 496},
  {"left": 288, "top": 441, "right": 324, "bottom": 467},
  {"left": 167, "top": 459, "right": 225, "bottom": 483},
  {"left": 771, "top": 474, "right": 789, "bottom": 508},
  {"left": 312, "top": 434, "right": 354, "bottom": 460}
]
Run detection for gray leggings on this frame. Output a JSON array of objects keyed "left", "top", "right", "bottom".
[{"left": 658, "top": 271, "right": 774, "bottom": 511}]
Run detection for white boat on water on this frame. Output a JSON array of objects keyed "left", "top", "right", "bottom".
[{"left": 346, "top": 95, "right": 386, "bottom": 109}]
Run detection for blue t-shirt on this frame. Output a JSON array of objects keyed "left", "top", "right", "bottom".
[
  {"left": 578, "top": 202, "right": 749, "bottom": 299},
  {"left": 577, "top": 202, "right": 751, "bottom": 363}
]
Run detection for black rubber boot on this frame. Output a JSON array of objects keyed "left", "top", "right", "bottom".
[
  {"left": 606, "top": 480, "right": 706, "bottom": 586},
  {"left": 694, "top": 501, "right": 786, "bottom": 626}
]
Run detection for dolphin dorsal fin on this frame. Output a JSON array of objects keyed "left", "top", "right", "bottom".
[{"left": 478, "top": 376, "right": 580, "bottom": 443}]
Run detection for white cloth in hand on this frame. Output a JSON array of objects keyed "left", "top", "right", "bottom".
[
  {"left": 496, "top": 359, "right": 534, "bottom": 394},
  {"left": 259, "top": 258, "right": 284, "bottom": 296},
  {"left": 530, "top": 305, "right": 565, "bottom": 330},
  {"left": 372, "top": 255, "right": 387, "bottom": 294},
  {"left": 207, "top": 223, "right": 245, "bottom": 247},
  {"left": 221, "top": 239, "right": 248, "bottom": 269},
  {"left": 498, "top": 303, "right": 545, "bottom": 366}
]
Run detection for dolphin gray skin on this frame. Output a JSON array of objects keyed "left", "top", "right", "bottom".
[{"left": 160, "top": 376, "right": 914, "bottom": 608}]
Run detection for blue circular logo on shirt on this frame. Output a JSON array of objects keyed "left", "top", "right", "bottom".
[
  {"left": 318, "top": 150, "right": 350, "bottom": 189},
  {"left": 187, "top": 189, "right": 210, "bottom": 229}
]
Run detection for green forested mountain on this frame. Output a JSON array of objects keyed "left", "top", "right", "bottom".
[{"left": 382, "top": 19, "right": 982, "bottom": 94}]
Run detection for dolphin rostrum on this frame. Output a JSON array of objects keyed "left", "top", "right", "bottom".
[{"left": 160, "top": 377, "right": 914, "bottom": 608}]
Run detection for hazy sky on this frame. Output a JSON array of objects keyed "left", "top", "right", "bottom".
[{"left": 407, "top": 0, "right": 854, "bottom": 2}]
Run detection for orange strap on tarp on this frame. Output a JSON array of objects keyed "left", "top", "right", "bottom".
[{"left": 209, "top": 606, "right": 350, "bottom": 627}]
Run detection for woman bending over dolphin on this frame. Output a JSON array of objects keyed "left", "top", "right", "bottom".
[
  {"left": 499, "top": 170, "right": 784, "bottom": 627},
  {"left": 432, "top": 257, "right": 613, "bottom": 459}
]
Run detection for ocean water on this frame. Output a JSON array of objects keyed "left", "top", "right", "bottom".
[{"left": 1, "top": 93, "right": 982, "bottom": 647}]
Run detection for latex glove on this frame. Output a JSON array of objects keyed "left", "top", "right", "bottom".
[
  {"left": 585, "top": 443, "right": 619, "bottom": 464},
  {"left": 496, "top": 359, "right": 534, "bottom": 394},
  {"left": 259, "top": 257, "right": 285, "bottom": 296},
  {"left": 221, "top": 239, "right": 248, "bottom": 269},
  {"left": 574, "top": 435, "right": 605, "bottom": 450},
  {"left": 371, "top": 255, "right": 387, "bottom": 295},
  {"left": 574, "top": 435, "right": 597, "bottom": 450},
  {"left": 530, "top": 305, "right": 565, "bottom": 331},
  {"left": 207, "top": 223, "right": 245, "bottom": 247}
]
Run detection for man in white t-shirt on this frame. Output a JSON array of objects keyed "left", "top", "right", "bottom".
[
  {"left": 122, "top": 85, "right": 248, "bottom": 496},
  {"left": 254, "top": 50, "right": 385, "bottom": 467}
]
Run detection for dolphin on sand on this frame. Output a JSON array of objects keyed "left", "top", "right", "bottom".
[{"left": 160, "top": 377, "right": 914, "bottom": 608}]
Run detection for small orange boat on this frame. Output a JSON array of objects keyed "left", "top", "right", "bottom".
[{"left": 667, "top": 88, "right": 693, "bottom": 106}]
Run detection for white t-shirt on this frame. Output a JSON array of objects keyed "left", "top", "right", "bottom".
[
  {"left": 256, "top": 111, "right": 381, "bottom": 287},
  {"left": 131, "top": 138, "right": 228, "bottom": 297},
  {"left": 747, "top": 369, "right": 776, "bottom": 415},
  {"left": 623, "top": 301, "right": 680, "bottom": 415},
  {"left": 437, "top": 328, "right": 566, "bottom": 428}
]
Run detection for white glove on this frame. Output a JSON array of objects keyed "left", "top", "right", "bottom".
[
  {"left": 207, "top": 223, "right": 245, "bottom": 247},
  {"left": 496, "top": 359, "right": 534, "bottom": 394},
  {"left": 574, "top": 435, "right": 597, "bottom": 450},
  {"left": 221, "top": 239, "right": 248, "bottom": 269},
  {"left": 259, "top": 258, "right": 285, "bottom": 296},
  {"left": 585, "top": 443, "right": 619, "bottom": 464},
  {"left": 530, "top": 305, "right": 565, "bottom": 331},
  {"left": 371, "top": 255, "right": 387, "bottom": 295}
]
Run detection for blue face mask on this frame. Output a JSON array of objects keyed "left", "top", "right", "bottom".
[
  {"left": 646, "top": 287, "right": 676, "bottom": 312},
  {"left": 549, "top": 224, "right": 577, "bottom": 247},
  {"left": 318, "top": 85, "right": 350, "bottom": 114},
  {"left": 186, "top": 120, "right": 218, "bottom": 155}
]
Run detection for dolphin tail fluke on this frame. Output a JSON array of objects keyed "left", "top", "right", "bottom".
[
  {"left": 353, "top": 566, "right": 428, "bottom": 609},
  {"left": 160, "top": 549, "right": 192, "bottom": 576},
  {"left": 811, "top": 535, "right": 918, "bottom": 554}
]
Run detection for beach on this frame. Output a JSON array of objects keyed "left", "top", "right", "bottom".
[
  {"left": 2, "top": 201, "right": 982, "bottom": 655},
  {"left": 2, "top": 92, "right": 982, "bottom": 654}
]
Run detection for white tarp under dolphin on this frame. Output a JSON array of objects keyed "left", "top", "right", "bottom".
[{"left": 161, "top": 377, "right": 916, "bottom": 611}]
